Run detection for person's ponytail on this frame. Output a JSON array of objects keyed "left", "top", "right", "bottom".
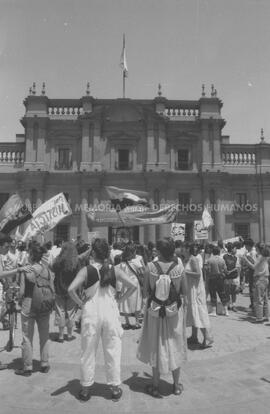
[{"left": 92, "top": 239, "right": 115, "bottom": 288}]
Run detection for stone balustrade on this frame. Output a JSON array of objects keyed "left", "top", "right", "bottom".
[
  {"left": 0, "top": 144, "right": 24, "bottom": 165},
  {"left": 48, "top": 99, "right": 83, "bottom": 118},
  {"left": 165, "top": 107, "right": 199, "bottom": 117},
  {"left": 222, "top": 145, "right": 256, "bottom": 165},
  {"left": 163, "top": 100, "right": 200, "bottom": 120}
]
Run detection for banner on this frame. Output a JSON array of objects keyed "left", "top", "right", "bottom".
[
  {"left": 0, "top": 194, "right": 32, "bottom": 234},
  {"left": 212, "top": 236, "right": 242, "bottom": 246},
  {"left": 194, "top": 220, "right": 209, "bottom": 240},
  {"left": 22, "top": 193, "right": 72, "bottom": 241},
  {"left": 105, "top": 186, "right": 148, "bottom": 204},
  {"left": 87, "top": 205, "right": 176, "bottom": 228},
  {"left": 171, "top": 223, "right": 185, "bottom": 241}
]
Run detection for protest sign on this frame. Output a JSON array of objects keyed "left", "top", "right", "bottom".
[
  {"left": 171, "top": 223, "right": 185, "bottom": 241},
  {"left": 194, "top": 220, "right": 209, "bottom": 240},
  {"left": 22, "top": 193, "right": 72, "bottom": 241}
]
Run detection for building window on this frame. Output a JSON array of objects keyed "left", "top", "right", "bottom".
[
  {"left": 176, "top": 149, "right": 189, "bottom": 170},
  {"left": 154, "top": 189, "right": 160, "bottom": 207},
  {"left": 235, "top": 192, "right": 247, "bottom": 207},
  {"left": 31, "top": 189, "right": 37, "bottom": 212},
  {"left": 178, "top": 192, "right": 190, "bottom": 213},
  {"left": 0, "top": 193, "right": 9, "bottom": 209},
  {"left": 116, "top": 149, "right": 132, "bottom": 170},
  {"left": 55, "top": 148, "right": 72, "bottom": 170},
  {"left": 235, "top": 223, "right": 250, "bottom": 240},
  {"left": 54, "top": 224, "right": 70, "bottom": 242},
  {"left": 88, "top": 189, "right": 93, "bottom": 206}
]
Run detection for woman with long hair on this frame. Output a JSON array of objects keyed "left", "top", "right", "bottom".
[
  {"left": 52, "top": 242, "right": 81, "bottom": 342},
  {"left": 181, "top": 242, "right": 213, "bottom": 349},
  {"left": 15, "top": 242, "right": 54, "bottom": 376},
  {"left": 68, "top": 238, "right": 136, "bottom": 402},
  {"left": 137, "top": 238, "right": 187, "bottom": 398},
  {"left": 117, "top": 242, "right": 143, "bottom": 329}
]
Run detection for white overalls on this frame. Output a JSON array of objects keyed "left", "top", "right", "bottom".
[{"left": 80, "top": 263, "right": 123, "bottom": 387}]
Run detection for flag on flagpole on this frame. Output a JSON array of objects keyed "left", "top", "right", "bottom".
[
  {"left": 119, "top": 34, "right": 128, "bottom": 78},
  {"left": 202, "top": 206, "right": 214, "bottom": 229}
]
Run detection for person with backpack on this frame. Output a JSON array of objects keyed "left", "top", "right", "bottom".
[
  {"left": 68, "top": 238, "right": 136, "bottom": 402},
  {"left": 116, "top": 243, "right": 143, "bottom": 330},
  {"left": 15, "top": 242, "right": 55, "bottom": 376},
  {"left": 181, "top": 242, "right": 213, "bottom": 349},
  {"left": 52, "top": 242, "right": 82, "bottom": 342},
  {"left": 137, "top": 238, "right": 187, "bottom": 398}
]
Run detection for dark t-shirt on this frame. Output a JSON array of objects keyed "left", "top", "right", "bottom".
[{"left": 53, "top": 263, "right": 80, "bottom": 296}]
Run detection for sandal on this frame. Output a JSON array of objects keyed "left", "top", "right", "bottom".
[
  {"left": 111, "top": 386, "right": 123, "bottom": 402},
  {"left": 78, "top": 387, "right": 91, "bottom": 402},
  {"left": 199, "top": 339, "right": 214, "bottom": 349},
  {"left": 133, "top": 322, "right": 141, "bottom": 330},
  {"left": 173, "top": 383, "right": 184, "bottom": 395},
  {"left": 145, "top": 384, "right": 162, "bottom": 398}
]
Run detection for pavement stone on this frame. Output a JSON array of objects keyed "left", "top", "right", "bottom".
[{"left": 1, "top": 288, "right": 270, "bottom": 413}]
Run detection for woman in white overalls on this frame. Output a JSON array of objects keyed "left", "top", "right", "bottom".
[{"left": 68, "top": 238, "right": 136, "bottom": 402}]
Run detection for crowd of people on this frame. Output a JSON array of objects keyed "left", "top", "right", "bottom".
[{"left": 0, "top": 232, "right": 269, "bottom": 402}]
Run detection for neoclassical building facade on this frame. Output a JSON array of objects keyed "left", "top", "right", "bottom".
[{"left": 0, "top": 83, "right": 270, "bottom": 244}]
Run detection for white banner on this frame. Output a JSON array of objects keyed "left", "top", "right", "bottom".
[
  {"left": 212, "top": 236, "right": 242, "bottom": 246},
  {"left": 171, "top": 223, "right": 185, "bottom": 241},
  {"left": 194, "top": 220, "right": 209, "bottom": 240},
  {"left": 22, "top": 193, "right": 72, "bottom": 241}
]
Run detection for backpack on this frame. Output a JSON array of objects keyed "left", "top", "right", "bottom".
[
  {"left": 148, "top": 261, "right": 182, "bottom": 318},
  {"left": 31, "top": 265, "right": 55, "bottom": 314},
  {"left": 223, "top": 254, "right": 238, "bottom": 279}
]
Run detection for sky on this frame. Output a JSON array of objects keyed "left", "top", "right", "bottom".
[{"left": 0, "top": 0, "right": 270, "bottom": 143}]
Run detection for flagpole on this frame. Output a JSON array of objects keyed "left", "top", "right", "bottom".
[{"left": 123, "top": 70, "right": 125, "bottom": 98}]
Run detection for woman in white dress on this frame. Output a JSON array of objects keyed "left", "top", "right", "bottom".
[
  {"left": 117, "top": 243, "right": 143, "bottom": 329},
  {"left": 181, "top": 242, "right": 213, "bottom": 349}
]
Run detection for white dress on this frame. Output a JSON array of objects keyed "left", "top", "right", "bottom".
[
  {"left": 185, "top": 257, "right": 210, "bottom": 329},
  {"left": 117, "top": 261, "right": 143, "bottom": 315}
]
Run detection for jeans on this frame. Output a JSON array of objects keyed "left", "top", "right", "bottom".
[
  {"left": 224, "top": 280, "right": 237, "bottom": 304},
  {"left": 253, "top": 278, "right": 269, "bottom": 320},
  {"left": 21, "top": 311, "right": 50, "bottom": 370},
  {"left": 208, "top": 277, "right": 227, "bottom": 307}
]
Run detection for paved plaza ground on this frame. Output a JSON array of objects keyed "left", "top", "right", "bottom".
[{"left": 1, "top": 289, "right": 270, "bottom": 414}]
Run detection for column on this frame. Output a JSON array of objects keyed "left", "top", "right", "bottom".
[
  {"left": 92, "top": 121, "right": 102, "bottom": 171},
  {"left": 158, "top": 122, "right": 167, "bottom": 169},
  {"left": 36, "top": 120, "right": 47, "bottom": 170},
  {"left": 144, "top": 225, "right": 156, "bottom": 244},
  {"left": 201, "top": 121, "right": 211, "bottom": 171},
  {"left": 24, "top": 124, "right": 34, "bottom": 164},
  {"left": 80, "top": 120, "right": 92, "bottom": 171},
  {"left": 80, "top": 189, "right": 89, "bottom": 242},
  {"left": 146, "top": 120, "right": 156, "bottom": 170},
  {"left": 215, "top": 189, "right": 226, "bottom": 241}
]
